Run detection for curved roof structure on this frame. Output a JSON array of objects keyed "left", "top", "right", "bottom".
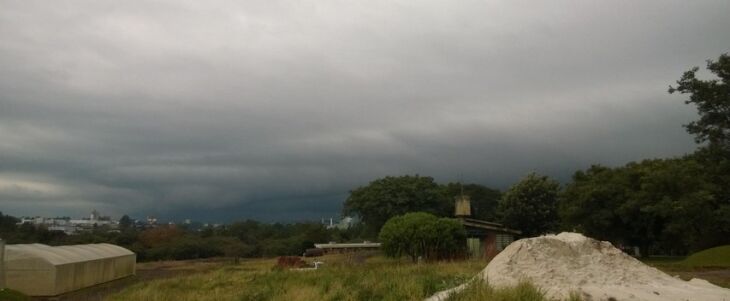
[
  {"left": 6, "top": 243, "right": 133, "bottom": 265},
  {"left": 4, "top": 243, "right": 136, "bottom": 296}
]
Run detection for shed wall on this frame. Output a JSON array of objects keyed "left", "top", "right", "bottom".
[
  {"left": 6, "top": 269, "right": 56, "bottom": 296},
  {"left": 54, "top": 255, "right": 135, "bottom": 294}
]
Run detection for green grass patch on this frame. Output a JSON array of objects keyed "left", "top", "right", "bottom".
[
  {"left": 0, "top": 289, "right": 30, "bottom": 301},
  {"left": 108, "top": 255, "right": 483, "bottom": 301},
  {"left": 683, "top": 245, "right": 730, "bottom": 268},
  {"left": 640, "top": 256, "right": 685, "bottom": 265}
]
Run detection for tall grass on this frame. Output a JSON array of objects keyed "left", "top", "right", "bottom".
[
  {"left": 109, "top": 255, "right": 589, "bottom": 301},
  {"left": 108, "top": 255, "right": 483, "bottom": 301},
  {"left": 446, "top": 280, "right": 583, "bottom": 301}
]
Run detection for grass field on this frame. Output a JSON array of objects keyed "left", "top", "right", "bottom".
[
  {"left": 103, "top": 252, "right": 730, "bottom": 301},
  {"left": 643, "top": 254, "right": 730, "bottom": 289},
  {"left": 683, "top": 246, "right": 730, "bottom": 268},
  {"left": 108, "top": 254, "right": 485, "bottom": 301}
]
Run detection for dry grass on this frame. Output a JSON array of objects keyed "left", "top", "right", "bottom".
[
  {"left": 107, "top": 254, "right": 730, "bottom": 300},
  {"left": 445, "top": 280, "right": 583, "bottom": 301},
  {"left": 107, "top": 254, "right": 483, "bottom": 301}
]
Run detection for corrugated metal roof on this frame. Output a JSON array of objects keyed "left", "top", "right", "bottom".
[
  {"left": 459, "top": 218, "right": 522, "bottom": 235},
  {"left": 314, "top": 242, "right": 381, "bottom": 249},
  {"left": 5, "top": 243, "right": 134, "bottom": 265}
]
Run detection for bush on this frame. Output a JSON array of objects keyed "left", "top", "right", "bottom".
[{"left": 379, "top": 212, "right": 466, "bottom": 262}]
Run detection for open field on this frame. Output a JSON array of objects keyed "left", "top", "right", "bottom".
[
  {"left": 102, "top": 254, "right": 729, "bottom": 301},
  {"left": 108, "top": 254, "right": 483, "bottom": 301},
  {"left": 20, "top": 253, "right": 730, "bottom": 301}
]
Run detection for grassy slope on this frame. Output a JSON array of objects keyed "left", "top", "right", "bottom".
[
  {"left": 683, "top": 245, "right": 730, "bottom": 268},
  {"left": 643, "top": 253, "right": 730, "bottom": 288},
  {"left": 108, "top": 255, "right": 483, "bottom": 301}
]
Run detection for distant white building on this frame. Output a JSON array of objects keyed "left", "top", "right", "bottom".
[
  {"left": 323, "top": 216, "right": 355, "bottom": 230},
  {"left": 47, "top": 225, "right": 76, "bottom": 235},
  {"left": 70, "top": 209, "right": 114, "bottom": 229},
  {"left": 19, "top": 210, "right": 118, "bottom": 235}
]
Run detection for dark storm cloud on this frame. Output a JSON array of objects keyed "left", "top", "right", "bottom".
[{"left": 1, "top": 0, "right": 728, "bottom": 221}]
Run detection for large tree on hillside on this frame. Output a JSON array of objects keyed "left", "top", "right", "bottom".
[
  {"left": 343, "top": 175, "right": 447, "bottom": 233},
  {"left": 498, "top": 173, "right": 560, "bottom": 237}
]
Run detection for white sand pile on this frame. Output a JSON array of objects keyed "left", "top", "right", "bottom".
[{"left": 482, "top": 232, "right": 730, "bottom": 301}]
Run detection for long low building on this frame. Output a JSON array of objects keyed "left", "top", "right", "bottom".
[
  {"left": 3, "top": 243, "right": 136, "bottom": 296},
  {"left": 314, "top": 242, "right": 381, "bottom": 254}
]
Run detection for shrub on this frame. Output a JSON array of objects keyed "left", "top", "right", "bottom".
[{"left": 379, "top": 212, "right": 466, "bottom": 262}]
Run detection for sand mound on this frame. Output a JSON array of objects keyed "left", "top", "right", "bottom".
[{"left": 482, "top": 232, "right": 730, "bottom": 300}]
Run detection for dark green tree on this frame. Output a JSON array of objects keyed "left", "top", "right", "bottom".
[
  {"left": 498, "top": 173, "right": 560, "bottom": 237},
  {"left": 0, "top": 212, "right": 19, "bottom": 233},
  {"left": 560, "top": 158, "right": 725, "bottom": 255},
  {"left": 669, "top": 53, "right": 730, "bottom": 149},
  {"left": 627, "top": 158, "right": 722, "bottom": 252},
  {"left": 118, "top": 215, "right": 132, "bottom": 230},
  {"left": 378, "top": 212, "right": 466, "bottom": 262},
  {"left": 343, "top": 175, "right": 447, "bottom": 233},
  {"left": 667, "top": 53, "right": 730, "bottom": 251},
  {"left": 559, "top": 165, "right": 630, "bottom": 244}
]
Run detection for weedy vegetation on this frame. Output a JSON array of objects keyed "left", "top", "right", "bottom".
[
  {"left": 445, "top": 280, "right": 584, "bottom": 301},
  {"left": 109, "top": 254, "right": 484, "bottom": 301}
]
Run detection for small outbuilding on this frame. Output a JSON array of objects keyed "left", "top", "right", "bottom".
[
  {"left": 3, "top": 243, "right": 135, "bottom": 296},
  {"left": 454, "top": 195, "right": 521, "bottom": 259}
]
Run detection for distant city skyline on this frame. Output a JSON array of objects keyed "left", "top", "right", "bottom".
[{"left": 2, "top": 1, "right": 729, "bottom": 221}]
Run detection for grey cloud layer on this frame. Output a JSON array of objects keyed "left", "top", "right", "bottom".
[{"left": 1, "top": 0, "right": 727, "bottom": 221}]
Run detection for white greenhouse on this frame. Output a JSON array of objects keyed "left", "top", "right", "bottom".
[{"left": 3, "top": 243, "right": 135, "bottom": 296}]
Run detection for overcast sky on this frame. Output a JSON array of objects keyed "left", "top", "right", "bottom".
[{"left": 1, "top": 1, "right": 728, "bottom": 222}]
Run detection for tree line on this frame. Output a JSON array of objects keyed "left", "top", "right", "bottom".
[
  {"left": 346, "top": 54, "right": 730, "bottom": 257},
  {"left": 0, "top": 214, "right": 370, "bottom": 261}
]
